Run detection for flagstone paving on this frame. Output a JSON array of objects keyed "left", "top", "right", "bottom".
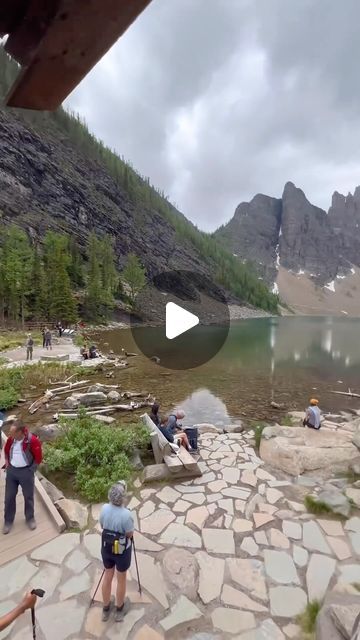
[{"left": 2, "top": 428, "right": 360, "bottom": 638}]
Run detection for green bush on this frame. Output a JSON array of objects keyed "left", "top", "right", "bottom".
[
  {"left": 304, "top": 495, "right": 332, "bottom": 515},
  {"left": 45, "top": 411, "right": 150, "bottom": 501},
  {"left": 0, "top": 367, "right": 24, "bottom": 409}
]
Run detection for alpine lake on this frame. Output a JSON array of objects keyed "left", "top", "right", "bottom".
[{"left": 89, "top": 316, "right": 360, "bottom": 427}]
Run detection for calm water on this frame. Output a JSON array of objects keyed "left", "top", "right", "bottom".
[{"left": 94, "top": 317, "right": 360, "bottom": 427}]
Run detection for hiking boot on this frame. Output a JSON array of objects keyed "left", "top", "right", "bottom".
[
  {"left": 27, "top": 519, "right": 37, "bottom": 531},
  {"left": 102, "top": 597, "right": 114, "bottom": 622},
  {"left": 3, "top": 522, "right": 12, "bottom": 535},
  {"left": 114, "top": 598, "right": 130, "bottom": 622}
]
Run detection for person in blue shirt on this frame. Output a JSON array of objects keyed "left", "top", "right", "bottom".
[
  {"left": 99, "top": 481, "right": 134, "bottom": 622},
  {"left": 303, "top": 398, "right": 321, "bottom": 430}
]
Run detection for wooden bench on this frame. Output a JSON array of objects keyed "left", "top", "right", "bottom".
[{"left": 141, "top": 413, "right": 202, "bottom": 478}]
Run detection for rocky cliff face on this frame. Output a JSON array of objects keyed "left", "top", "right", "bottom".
[
  {"left": 0, "top": 107, "right": 209, "bottom": 283},
  {"left": 216, "top": 181, "right": 360, "bottom": 287}
]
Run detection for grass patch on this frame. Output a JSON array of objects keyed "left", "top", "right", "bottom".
[
  {"left": 0, "top": 362, "right": 86, "bottom": 410},
  {"left": 304, "top": 495, "right": 333, "bottom": 515},
  {"left": 254, "top": 423, "right": 267, "bottom": 449},
  {"left": 0, "top": 331, "right": 41, "bottom": 352},
  {"left": 297, "top": 600, "right": 321, "bottom": 637},
  {"left": 280, "top": 414, "right": 294, "bottom": 426},
  {"left": 44, "top": 410, "right": 151, "bottom": 502}
]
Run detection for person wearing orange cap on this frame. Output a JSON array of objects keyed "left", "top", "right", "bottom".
[{"left": 303, "top": 398, "right": 321, "bottom": 430}]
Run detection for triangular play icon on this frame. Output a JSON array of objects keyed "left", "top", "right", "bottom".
[{"left": 165, "top": 302, "right": 199, "bottom": 340}]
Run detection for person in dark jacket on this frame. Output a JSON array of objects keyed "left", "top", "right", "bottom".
[
  {"left": 149, "top": 402, "right": 161, "bottom": 427},
  {"left": 3, "top": 421, "right": 43, "bottom": 534}
]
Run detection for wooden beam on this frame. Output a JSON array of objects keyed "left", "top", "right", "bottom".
[
  {"left": 0, "top": 0, "right": 28, "bottom": 37},
  {"left": 5, "top": 0, "right": 60, "bottom": 65},
  {"left": 6, "top": 0, "right": 153, "bottom": 110}
]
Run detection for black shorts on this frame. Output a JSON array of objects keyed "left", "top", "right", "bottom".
[{"left": 101, "top": 543, "right": 132, "bottom": 572}]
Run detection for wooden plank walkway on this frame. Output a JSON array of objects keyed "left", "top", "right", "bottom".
[{"left": 0, "top": 449, "right": 60, "bottom": 567}]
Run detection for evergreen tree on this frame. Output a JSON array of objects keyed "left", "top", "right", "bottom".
[
  {"left": 122, "top": 254, "right": 146, "bottom": 307},
  {"left": 2, "top": 226, "right": 32, "bottom": 325},
  {"left": 68, "top": 237, "right": 84, "bottom": 288},
  {"left": 84, "top": 233, "right": 103, "bottom": 320},
  {"left": 27, "top": 245, "right": 46, "bottom": 320},
  {"left": 100, "top": 236, "right": 118, "bottom": 315},
  {"left": 43, "top": 232, "right": 77, "bottom": 323}
]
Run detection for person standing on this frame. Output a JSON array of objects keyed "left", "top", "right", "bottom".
[
  {"left": 26, "top": 334, "right": 34, "bottom": 361},
  {"left": 3, "top": 421, "right": 43, "bottom": 534},
  {"left": 100, "top": 481, "right": 134, "bottom": 622},
  {"left": 303, "top": 398, "right": 322, "bottom": 430},
  {"left": 44, "top": 328, "right": 52, "bottom": 350}
]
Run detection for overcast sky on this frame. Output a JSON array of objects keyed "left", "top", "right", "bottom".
[{"left": 66, "top": 0, "right": 360, "bottom": 232}]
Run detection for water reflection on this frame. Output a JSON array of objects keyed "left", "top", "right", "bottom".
[
  {"left": 95, "top": 317, "right": 360, "bottom": 427},
  {"left": 174, "top": 388, "right": 231, "bottom": 427}
]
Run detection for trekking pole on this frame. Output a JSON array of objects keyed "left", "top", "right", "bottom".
[
  {"left": 132, "top": 538, "right": 142, "bottom": 596},
  {"left": 30, "top": 589, "right": 45, "bottom": 640},
  {"left": 90, "top": 569, "right": 105, "bottom": 608}
]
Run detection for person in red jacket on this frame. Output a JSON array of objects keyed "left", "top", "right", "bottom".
[{"left": 3, "top": 421, "right": 43, "bottom": 535}]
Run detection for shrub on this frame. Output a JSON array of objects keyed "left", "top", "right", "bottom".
[{"left": 45, "top": 411, "right": 150, "bottom": 501}]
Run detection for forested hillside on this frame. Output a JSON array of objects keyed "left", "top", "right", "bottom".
[{"left": 0, "top": 46, "right": 278, "bottom": 321}]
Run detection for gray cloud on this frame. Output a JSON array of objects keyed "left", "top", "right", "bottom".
[{"left": 66, "top": 0, "right": 360, "bottom": 231}]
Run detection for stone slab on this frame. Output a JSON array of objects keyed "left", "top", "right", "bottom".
[
  {"left": 227, "top": 558, "right": 268, "bottom": 601},
  {"left": 302, "top": 521, "right": 331, "bottom": 554},
  {"left": 202, "top": 528, "right": 235, "bottom": 555},
  {"left": 133, "top": 625, "right": 164, "bottom": 640},
  {"left": 159, "top": 523, "right": 202, "bottom": 548},
  {"left": 37, "top": 599, "right": 86, "bottom": 640},
  {"left": 306, "top": 554, "right": 336, "bottom": 601},
  {"left": 211, "top": 608, "right": 256, "bottom": 634},
  {"left": 269, "top": 586, "right": 307, "bottom": 617},
  {"left": 221, "top": 584, "right": 268, "bottom": 612},
  {"left": 317, "top": 519, "right": 344, "bottom": 537},
  {"left": 83, "top": 533, "right": 102, "bottom": 560},
  {"left": 0, "top": 556, "right": 38, "bottom": 599},
  {"left": 107, "top": 607, "right": 145, "bottom": 639},
  {"left": 264, "top": 550, "right": 299, "bottom": 585},
  {"left": 59, "top": 572, "right": 91, "bottom": 600},
  {"left": 31, "top": 533, "right": 80, "bottom": 565},
  {"left": 65, "top": 549, "right": 91, "bottom": 574},
  {"left": 160, "top": 595, "right": 202, "bottom": 631},
  {"left": 186, "top": 506, "right": 209, "bottom": 529},
  {"left": 282, "top": 521, "right": 302, "bottom": 540},
  {"left": 196, "top": 551, "right": 225, "bottom": 604},
  {"left": 293, "top": 545, "right": 309, "bottom": 568},
  {"left": 327, "top": 536, "right": 352, "bottom": 561},
  {"left": 141, "top": 509, "right": 176, "bottom": 535},
  {"left": 130, "top": 552, "right": 168, "bottom": 607}
]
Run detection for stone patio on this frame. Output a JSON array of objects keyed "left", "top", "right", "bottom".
[{"left": 1, "top": 429, "right": 360, "bottom": 639}]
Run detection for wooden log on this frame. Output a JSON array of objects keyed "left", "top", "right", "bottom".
[
  {"left": 330, "top": 390, "right": 360, "bottom": 398},
  {"left": 29, "top": 390, "right": 54, "bottom": 414}
]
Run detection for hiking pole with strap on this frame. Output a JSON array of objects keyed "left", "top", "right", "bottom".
[
  {"left": 30, "top": 589, "right": 45, "bottom": 640},
  {"left": 132, "top": 538, "right": 142, "bottom": 596},
  {"left": 90, "top": 569, "right": 105, "bottom": 608}
]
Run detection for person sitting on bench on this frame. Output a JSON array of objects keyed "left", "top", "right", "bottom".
[
  {"left": 303, "top": 398, "right": 321, "bottom": 430},
  {"left": 160, "top": 411, "right": 192, "bottom": 451}
]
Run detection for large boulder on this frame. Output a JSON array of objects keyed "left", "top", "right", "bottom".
[
  {"left": 194, "top": 424, "right": 221, "bottom": 434},
  {"left": 223, "top": 423, "right": 244, "bottom": 434},
  {"left": 315, "top": 489, "right": 351, "bottom": 517},
  {"left": 37, "top": 423, "right": 62, "bottom": 442},
  {"left": 55, "top": 498, "right": 88, "bottom": 529},
  {"left": 107, "top": 390, "right": 121, "bottom": 402},
  {"left": 317, "top": 593, "right": 360, "bottom": 640},
  {"left": 260, "top": 426, "right": 360, "bottom": 476},
  {"left": 64, "top": 392, "right": 107, "bottom": 408},
  {"left": 88, "top": 383, "right": 109, "bottom": 393}
]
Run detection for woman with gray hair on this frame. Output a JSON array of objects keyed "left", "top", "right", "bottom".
[{"left": 99, "top": 481, "right": 134, "bottom": 622}]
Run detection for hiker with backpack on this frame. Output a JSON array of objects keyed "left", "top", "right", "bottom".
[
  {"left": 3, "top": 420, "right": 43, "bottom": 534},
  {"left": 99, "top": 481, "right": 134, "bottom": 622},
  {"left": 26, "top": 334, "right": 34, "bottom": 361}
]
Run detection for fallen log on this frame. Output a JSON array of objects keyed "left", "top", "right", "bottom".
[
  {"left": 122, "top": 391, "right": 148, "bottom": 399},
  {"left": 49, "top": 380, "right": 90, "bottom": 393},
  {"left": 29, "top": 390, "right": 54, "bottom": 414},
  {"left": 330, "top": 390, "right": 360, "bottom": 398}
]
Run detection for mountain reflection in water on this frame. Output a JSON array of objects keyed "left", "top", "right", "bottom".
[{"left": 95, "top": 317, "right": 360, "bottom": 426}]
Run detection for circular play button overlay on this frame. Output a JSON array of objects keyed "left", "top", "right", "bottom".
[{"left": 130, "top": 270, "right": 230, "bottom": 370}]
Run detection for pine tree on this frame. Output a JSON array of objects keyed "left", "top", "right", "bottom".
[
  {"left": 27, "top": 245, "right": 46, "bottom": 320},
  {"left": 122, "top": 254, "right": 146, "bottom": 307},
  {"left": 43, "top": 232, "right": 77, "bottom": 323},
  {"left": 84, "top": 233, "right": 103, "bottom": 320},
  {"left": 2, "top": 226, "right": 32, "bottom": 325},
  {"left": 100, "top": 236, "right": 118, "bottom": 317}
]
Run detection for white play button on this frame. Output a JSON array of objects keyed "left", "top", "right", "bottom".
[{"left": 166, "top": 302, "right": 199, "bottom": 340}]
